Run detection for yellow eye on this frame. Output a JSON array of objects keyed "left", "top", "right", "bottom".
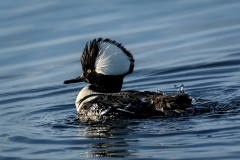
[{"left": 87, "top": 69, "right": 92, "bottom": 74}]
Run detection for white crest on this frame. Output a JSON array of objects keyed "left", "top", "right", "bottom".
[{"left": 95, "top": 42, "right": 131, "bottom": 75}]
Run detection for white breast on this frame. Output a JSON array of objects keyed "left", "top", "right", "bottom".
[{"left": 75, "top": 85, "right": 101, "bottom": 112}]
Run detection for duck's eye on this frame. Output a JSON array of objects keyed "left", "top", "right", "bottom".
[{"left": 87, "top": 69, "right": 92, "bottom": 74}]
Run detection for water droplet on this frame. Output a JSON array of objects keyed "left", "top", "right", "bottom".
[
  {"left": 189, "top": 96, "right": 197, "bottom": 105},
  {"left": 174, "top": 85, "right": 180, "bottom": 93},
  {"left": 180, "top": 84, "right": 184, "bottom": 93}
]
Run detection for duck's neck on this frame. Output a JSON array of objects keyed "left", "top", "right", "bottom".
[
  {"left": 88, "top": 83, "right": 122, "bottom": 93},
  {"left": 75, "top": 82, "right": 123, "bottom": 111},
  {"left": 89, "top": 75, "right": 124, "bottom": 93}
]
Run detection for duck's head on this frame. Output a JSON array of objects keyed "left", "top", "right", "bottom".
[{"left": 63, "top": 38, "right": 134, "bottom": 93}]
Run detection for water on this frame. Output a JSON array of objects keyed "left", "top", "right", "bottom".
[{"left": 1, "top": 0, "right": 240, "bottom": 159}]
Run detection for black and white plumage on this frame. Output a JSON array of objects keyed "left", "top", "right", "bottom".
[
  {"left": 64, "top": 38, "right": 192, "bottom": 121},
  {"left": 76, "top": 88, "right": 192, "bottom": 121},
  {"left": 64, "top": 38, "right": 134, "bottom": 93}
]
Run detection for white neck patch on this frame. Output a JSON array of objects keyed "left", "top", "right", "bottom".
[{"left": 94, "top": 42, "right": 130, "bottom": 75}]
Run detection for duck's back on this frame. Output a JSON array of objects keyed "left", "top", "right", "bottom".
[{"left": 77, "top": 91, "right": 193, "bottom": 121}]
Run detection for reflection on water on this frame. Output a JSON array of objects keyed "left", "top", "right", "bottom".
[
  {"left": 1, "top": 0, "right": 240, "bottom": 159},
  {"left": 78, "top": 121, "right": 138, "bottom": 158}
]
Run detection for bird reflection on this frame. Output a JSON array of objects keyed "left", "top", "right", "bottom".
[
  {"left": 85, "top": 149, "right": 135, "bottom": 158},
  {"left": 77, "top": 120, "right": 139, "bottom": 158}
]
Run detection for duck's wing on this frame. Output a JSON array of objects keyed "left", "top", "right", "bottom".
[
  {"left": 152, "top": 93, "right": 193, "bottom": 114},
  {"left": 77, "top": 91, "right": 193, "bottom": 121},
  {"left": 111, "top": 91, "right": 193, "bottom": 116}
]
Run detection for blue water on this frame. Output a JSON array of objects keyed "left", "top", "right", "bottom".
[{"left": 1, "top": 0, "right": 240, "bottom": 159}]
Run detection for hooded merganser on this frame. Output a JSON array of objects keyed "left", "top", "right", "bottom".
[{"left": 64, "top": 38, "right": 192, "bottom": 121}]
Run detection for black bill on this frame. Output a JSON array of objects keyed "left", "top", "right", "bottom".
[{"left": 63, "top": 74, "right": 85, "bottom": 84}]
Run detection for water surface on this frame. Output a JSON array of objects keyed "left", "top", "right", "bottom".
[{"left": 1, "top": 0, "right": 240, "bottom": 159}]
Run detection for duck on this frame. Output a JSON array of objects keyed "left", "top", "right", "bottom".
[{"left": 64, "top": 38, "right": 193, "bottom": 121}]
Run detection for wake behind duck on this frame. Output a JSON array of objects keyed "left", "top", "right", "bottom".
[{"left": 64, "top": 38, "right": 192, "bottom": 121}]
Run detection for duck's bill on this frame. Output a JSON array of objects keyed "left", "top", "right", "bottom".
[{"left": 63, "top": 75, "right": 85, "bottom": 84}]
